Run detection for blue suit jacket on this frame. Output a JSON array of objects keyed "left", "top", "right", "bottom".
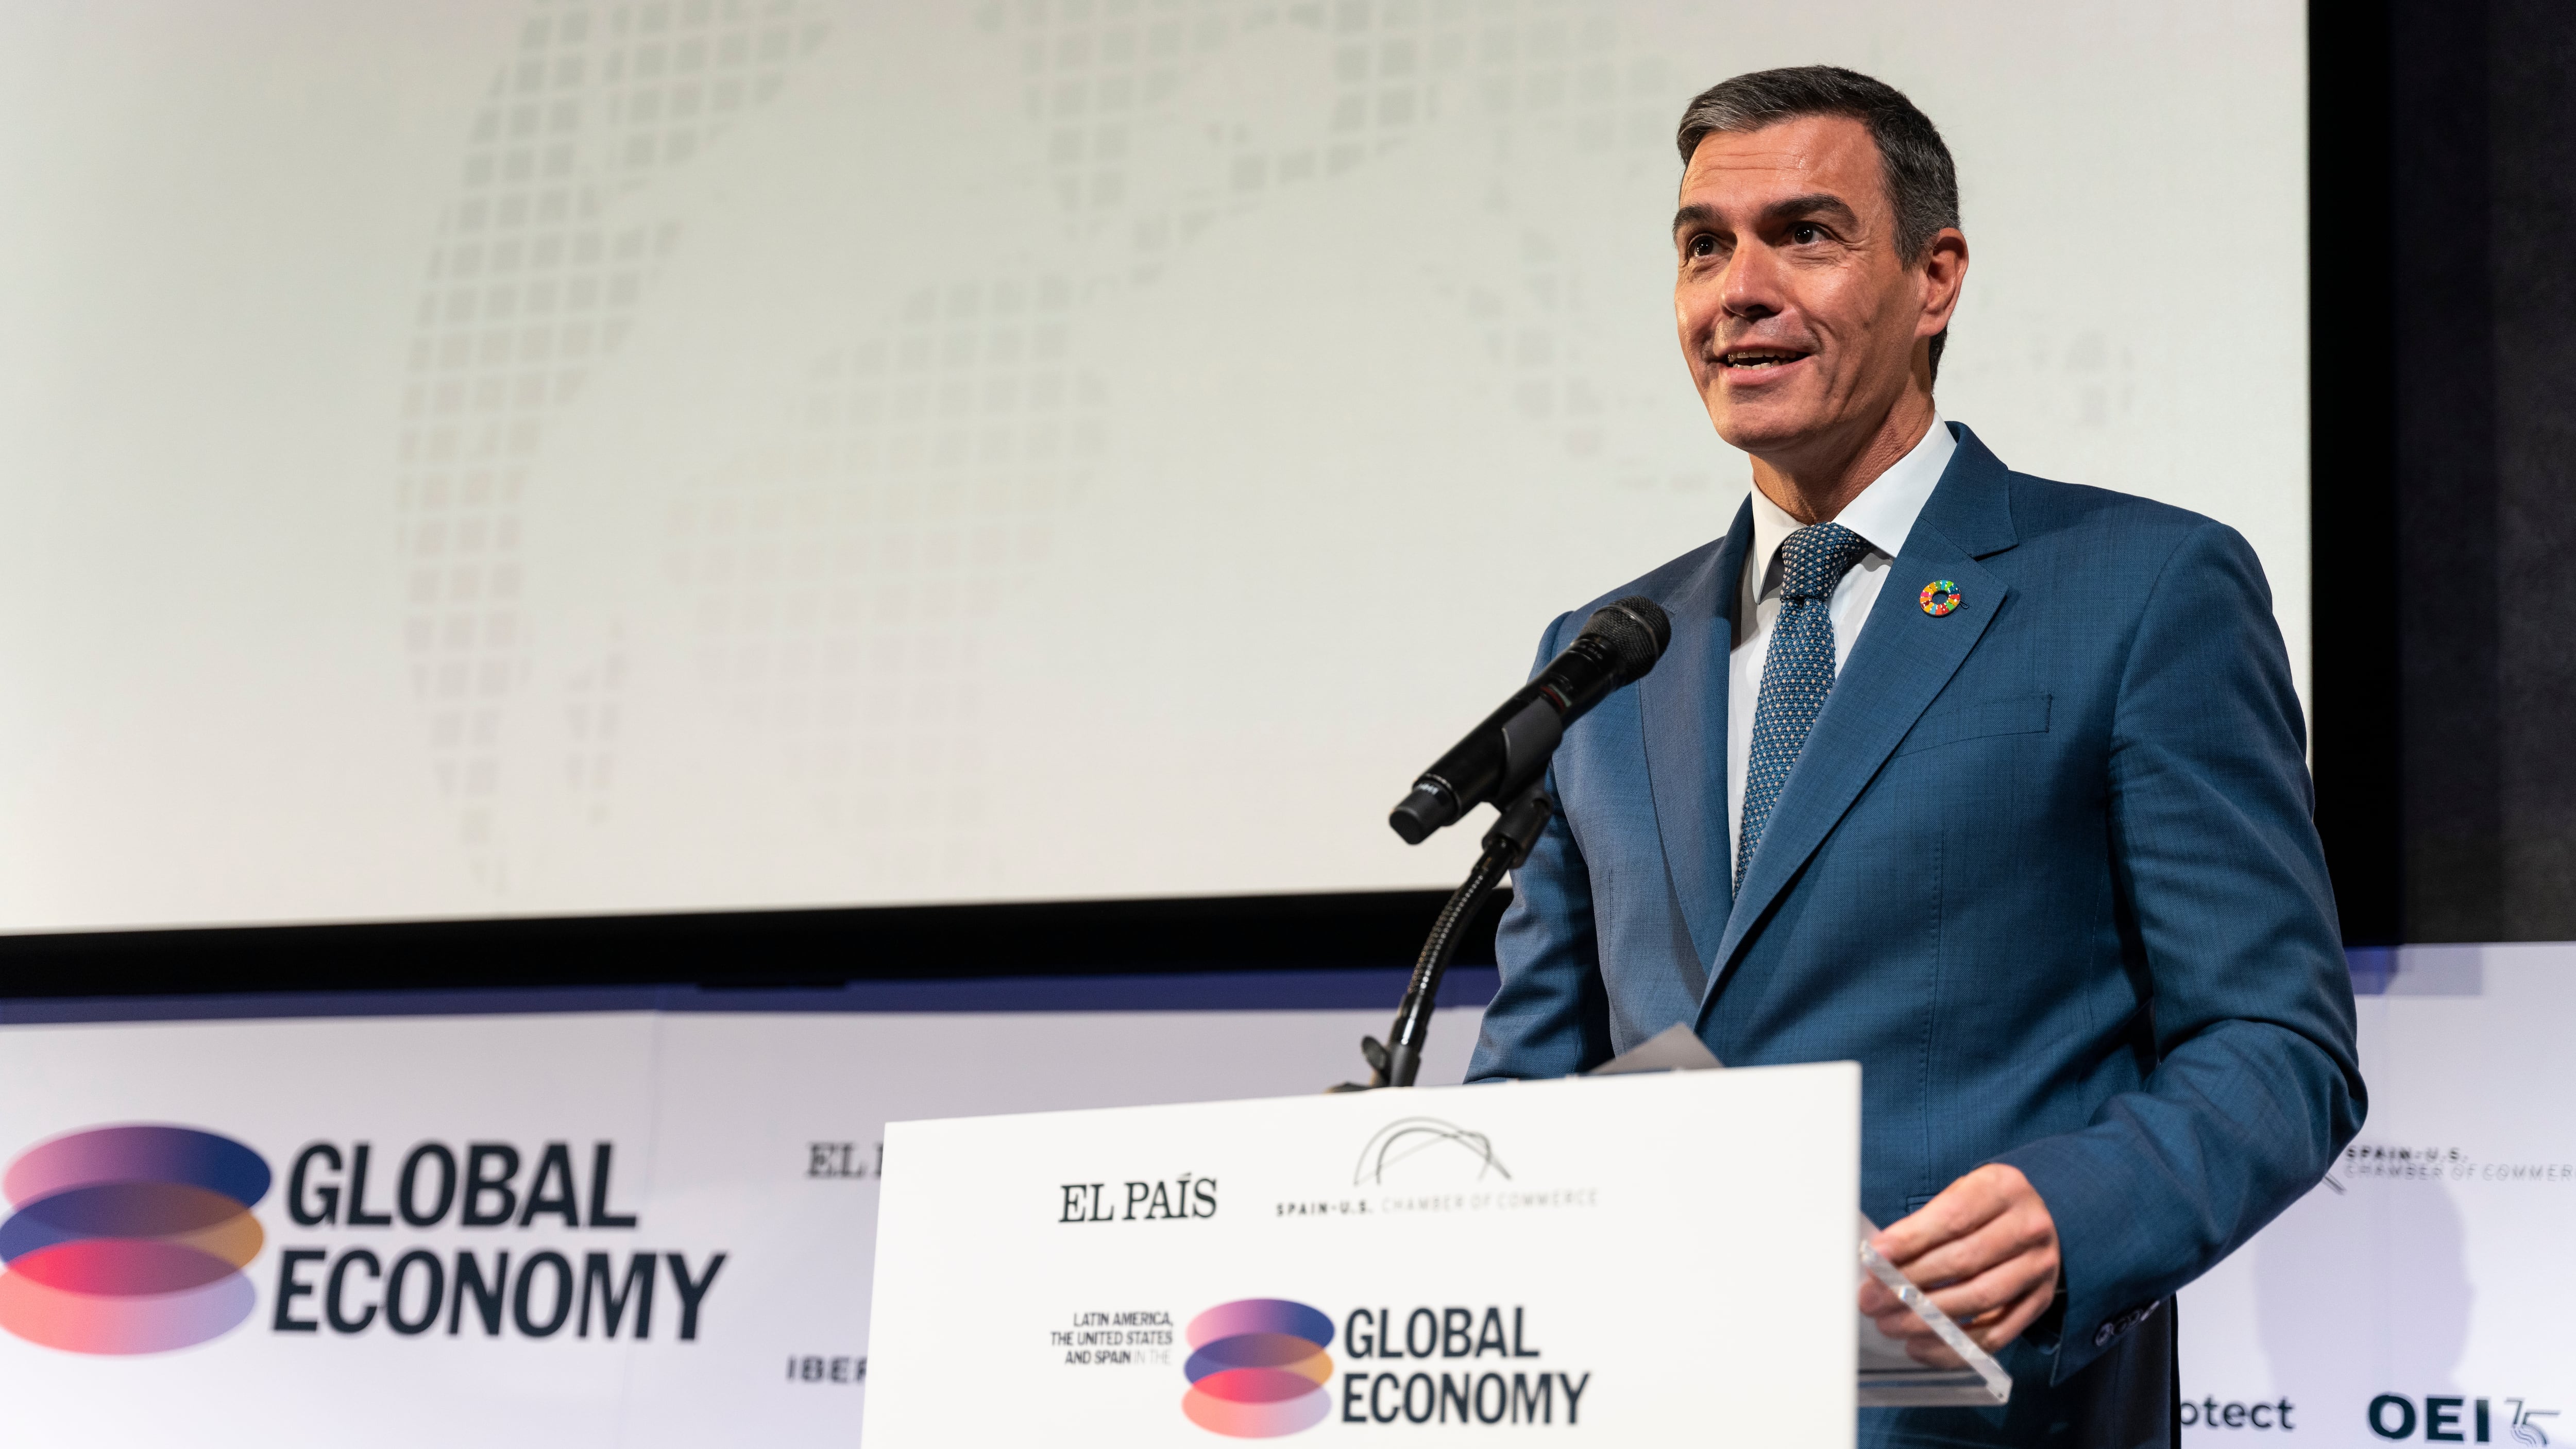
[{"left": 1467, "top": 425, "right": 2364, "bottom": 1423}]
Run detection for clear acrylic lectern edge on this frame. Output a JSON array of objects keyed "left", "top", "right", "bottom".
[{"left": 1586, "top": 1024, "right": 2013, "bottom": 1409}]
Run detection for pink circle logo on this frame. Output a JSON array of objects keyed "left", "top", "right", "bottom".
[
  {"left": 0, "top": 1124, "right": 272, "bottom": 1354},
  {"left": 1182, "top": 1299, "right": 1336, "bottom": 1437}
]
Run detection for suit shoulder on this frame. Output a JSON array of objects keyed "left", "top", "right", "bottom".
[
  {"left": 1996, "top": 471, "right": 2273, "bottom": 622},
  {"left": 1558, "top": 534, "right": 1733, "bottom": 629},
  {"left": 2004, "top": 471, "right": 2226, "bottom": 545},
  {"left": 2001, "top": 471, "right": 2265, "bottom": 575}
]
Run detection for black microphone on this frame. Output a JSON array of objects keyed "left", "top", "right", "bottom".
[{"left": 1387, "top": 595, "right": 1672, "bottom": 844}]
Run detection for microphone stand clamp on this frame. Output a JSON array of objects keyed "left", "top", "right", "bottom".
[{"left": 1332, "top": 778, "right": 1555, "bottom": 1092}]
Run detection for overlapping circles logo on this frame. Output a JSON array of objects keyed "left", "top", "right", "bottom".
[
  {"left": 0, "top": 1124, "right": 272, "bottom": 1354},
  {"left": 1182, "top": 1299, "right": 1336, "bottom": 1438}
]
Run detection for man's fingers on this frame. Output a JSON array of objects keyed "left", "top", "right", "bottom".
[
  {"left": 1904, "top": 1335, "right": 1968, "bottom": 1368},
  {"left": 1870, "top": 1167, "right": 2016, "bottom": 1265},
  {"left": 1867, "top": 1305, "right": 1927, "bottom": 1338},
  {"left": 1861, "top": 1249, "right": 2054, "bottom": 1339},
  {"left": 1856, "top": 1274, "right": 1913, "bottom": 1319},
  {"left": 1888, "top": 1326, "right": 1967, "bottom": 1369},
  {"left": 1860, "top": 1163, "right": 2062, "bottom": 1360},
  {"left": 1894, "top": 1204, "right": 2056, "bottom": 1293},
  {"left": 1866, "top": 1304, "right": 1970, "bottom": 1370},
  {"left": 1919, "top": 1249, "right": 2054, "bottom": 1327},
  {"left": 1866, "top": 1265, "right": 2053, "bottom": 1366},
  {"left": 1963, "top": 1276, "right": 2057, "bottom": 1354}
]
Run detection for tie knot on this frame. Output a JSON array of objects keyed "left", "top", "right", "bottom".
[{"left": 1778, "top": 521, "right": 1871, "bottom": 602}]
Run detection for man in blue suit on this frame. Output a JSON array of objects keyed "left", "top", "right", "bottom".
[{"left": 1465, "top": 67, "right": 2364, "bottom": 1446}]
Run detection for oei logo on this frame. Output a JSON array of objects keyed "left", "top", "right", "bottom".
[{"left": 2369, "top": 1393, "right": 2558, "bottom": 1445}]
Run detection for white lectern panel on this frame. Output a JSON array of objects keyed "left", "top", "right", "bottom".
[{"left": 865, "top": 1063, "right": 1858, "bottom": 1445}]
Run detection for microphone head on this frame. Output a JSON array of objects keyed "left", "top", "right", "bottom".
[{"left": 1581, "top": 595, "right": 1672, "bottom": 680}]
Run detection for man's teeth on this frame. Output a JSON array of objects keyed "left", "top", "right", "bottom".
[{"left": 1724, "top": 352, "right": 1800, "bottom": 368}]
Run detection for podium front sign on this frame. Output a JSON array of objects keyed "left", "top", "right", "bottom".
[{"left": 864, "top": 1064, "right": 1859, "bottom": 1445}]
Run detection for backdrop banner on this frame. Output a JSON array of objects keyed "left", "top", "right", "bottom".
[
  {"left": 0, "top": 945, "right": 2561, "bottom": 1446},
  {"left": 0, "top": 983, "right": 1484, "bottom": 1446},
  {"left": 2176, "top": 944, "right": 2573, "bottom": 1445}
]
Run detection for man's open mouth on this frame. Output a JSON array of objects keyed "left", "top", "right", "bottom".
[{"left": 1719, "top": 348, "right": 1809, "bottom": 370}]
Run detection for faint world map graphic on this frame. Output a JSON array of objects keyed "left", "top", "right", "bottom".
[{"left": 394, "top": 0, "right": 1693, "bottom": 899}]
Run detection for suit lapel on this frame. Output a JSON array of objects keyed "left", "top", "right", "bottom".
[
  {"left": 1698, "top": 426, "right": 2022, "bottom": 1015},
  {"left": 1638, "top": 502, "right": 1753, "bottom": 982}
]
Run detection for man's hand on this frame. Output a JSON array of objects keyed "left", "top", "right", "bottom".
[{"left": 1859, "top": 1163, "right": 2060, "bottom": 1365}]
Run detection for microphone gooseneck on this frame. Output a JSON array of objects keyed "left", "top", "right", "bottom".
[{"left": 1335, "top": 595, "right": 1672, "bottom": 1091}]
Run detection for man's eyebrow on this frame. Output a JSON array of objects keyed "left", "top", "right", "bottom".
[
  {"left": 1764, "top": 192, "right": 1859, "bottom": 228},
  {"left": 1670, "top": 193, "right": 1861, "bottom": 237}
]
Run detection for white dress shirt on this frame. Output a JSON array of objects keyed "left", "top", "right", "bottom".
[{"left": 1725, "top": 417, "right": 1956, "bottom": 881}]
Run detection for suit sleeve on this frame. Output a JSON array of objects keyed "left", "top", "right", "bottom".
[
  {"left": 1995, "top": 520, "right": 2367, "bottom": 1383},
  {"left": 1465, "top": 612, "right": 1617, "bottom": 1081}
]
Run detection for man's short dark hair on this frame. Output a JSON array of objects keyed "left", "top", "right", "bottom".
[{"left": 1675, "top": 65, "right": 1959, "bottom": 379}]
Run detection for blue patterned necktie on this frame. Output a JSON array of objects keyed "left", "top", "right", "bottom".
[{"left": 1736, "top": 521, "right": 1874, "bottom": 895}]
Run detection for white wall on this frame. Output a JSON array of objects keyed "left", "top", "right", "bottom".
[{"left": 0, "top": 0, "right": 2308, "bottom": 929}]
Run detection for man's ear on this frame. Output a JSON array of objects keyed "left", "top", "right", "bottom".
[{"left": 1916, "top": 227, "right": 1969, "bottom": 339}]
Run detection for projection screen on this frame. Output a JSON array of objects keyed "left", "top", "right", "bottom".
[{"left": 0, "top": 1, "right": 2307, "bottom": 929}]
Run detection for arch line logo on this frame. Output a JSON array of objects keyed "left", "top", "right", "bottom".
[
  {"left": 1182, "top": 1298, "right": 1336, "bottom": 1438},
  {"left": 1353, "top": 1117, "right": 1511, "bottom": 1187},
  {"left": 0, "top": 1124, "right": 273, "bottom": 1354}
]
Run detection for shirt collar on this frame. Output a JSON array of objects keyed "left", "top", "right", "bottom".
[{"left": 1743, "top": 415, "right": 1956, "bottom": 604}]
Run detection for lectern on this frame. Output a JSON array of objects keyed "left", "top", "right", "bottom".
[{"left": 863, "top": 1061, "right": 2006, "bottom": 1445}]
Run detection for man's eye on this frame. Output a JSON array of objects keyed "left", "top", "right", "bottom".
[
  {"left": 1688, "top": 234, "right": 1718, "bottom": 258},
  {"left": 1789, "top": 223, "right": 1825, "bottom": 244}
]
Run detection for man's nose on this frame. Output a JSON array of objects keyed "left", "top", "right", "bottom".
[{"left": 1720, "top": 242, "right": 1785, "bottom": 321}]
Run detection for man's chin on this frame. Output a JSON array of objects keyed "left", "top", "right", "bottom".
[{"left": 1707, "top": 400, "right": 1831, "bottom": 459}]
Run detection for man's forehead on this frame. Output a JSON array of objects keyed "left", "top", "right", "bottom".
[{"left": 1679, "top": 114, "right": 1878, "bottom": 206}]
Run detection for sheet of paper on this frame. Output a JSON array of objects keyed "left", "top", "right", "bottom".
[{"left": 1586, "top": 1021, "right": 1726, "bottom": 1074}]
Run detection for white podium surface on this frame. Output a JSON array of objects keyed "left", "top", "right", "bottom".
[{"left": 864, "top": 1063, "right": 1859, "bottom": 1445}]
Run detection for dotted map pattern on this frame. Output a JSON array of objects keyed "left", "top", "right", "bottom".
[{"left": 396, "top": 0, "right": 1688, "bottom": 895}]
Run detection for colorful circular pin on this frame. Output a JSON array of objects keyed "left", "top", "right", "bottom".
[{"left": 1919, "top": 580, "right": 1962, "bottom": 616}]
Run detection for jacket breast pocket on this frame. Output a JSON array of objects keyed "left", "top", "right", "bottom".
[{"left": 1894, "top": 693, "right": 2052, "bottom": 757}]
